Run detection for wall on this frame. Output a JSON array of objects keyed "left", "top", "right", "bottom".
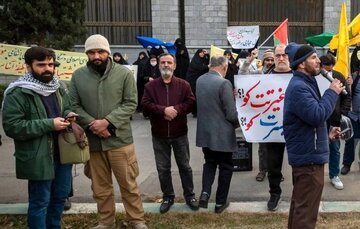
[{"left": 323, "top": 0, "right": 351, "bottom": 33}]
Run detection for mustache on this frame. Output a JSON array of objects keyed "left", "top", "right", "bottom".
[{"left": 42, "top": 71, "right": 53, "bottom": 75}]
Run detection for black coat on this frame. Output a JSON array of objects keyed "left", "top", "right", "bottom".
[
  {"left": 186, "top": 49, "right": 209, "bottom": 95},
  {"left": 327, "top": 70, "right": 351, "bottom": 127},
  {"left": 351, "top": 46, "right": 360, "bottom": 74},
  {"left": 174, "top": 38, "right": 190, "bottom": 79}
]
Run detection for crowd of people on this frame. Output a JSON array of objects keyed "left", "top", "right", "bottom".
[{"left": 1, "top": 32, "right": 360, "bottom": 229}]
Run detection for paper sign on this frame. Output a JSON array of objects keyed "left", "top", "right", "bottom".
[
  {"left": 235, "top": 74, "right": 330, "bottom": 142},
  {"left": 227, "top": 26, "right": 260, "bottom": 49}
]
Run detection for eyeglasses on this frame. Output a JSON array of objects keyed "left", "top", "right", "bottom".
[
  {"left": 264, "top": 58, "right": 274, "bottom": 62},
  {"left": 275, "top": 53, "right": 288, "bottom": 58}
]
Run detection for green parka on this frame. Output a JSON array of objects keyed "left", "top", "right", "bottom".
[
  {"left": 2, "top": 86, "right": 71, "bottom": 180},
  {"left": 69, "top": 59, "right": 137, "bottom": 152}
]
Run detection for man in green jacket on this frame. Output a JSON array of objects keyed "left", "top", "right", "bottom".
[
  {"left": 69, "top": 34, "right": 147, "bottom": 229},
  {"left": 2, "top": 46, "right": 76, "bottom": 229}
]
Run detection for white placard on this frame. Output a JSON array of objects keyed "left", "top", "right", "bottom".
[
  {"left": 227, "top": 26, "right": 260, "bottom": 49},
  {"left": 235, "top": 74, "right": 330, "bottom": 142}
]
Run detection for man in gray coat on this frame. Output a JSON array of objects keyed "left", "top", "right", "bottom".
[{"left": 196, "top": 55, "right": 239, "bottom": 213}]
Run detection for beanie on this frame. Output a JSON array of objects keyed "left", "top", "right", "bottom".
[
  {"left": 262, "top": 49, "right": 274, "bottom": 61},
  {"left": 84, "top": 34, "right": 111, "bottom": 54},
  {"left": 285, "top": 42, "right": 316, "bottom": 70}
]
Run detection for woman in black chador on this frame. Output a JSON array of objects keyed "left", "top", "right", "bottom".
[{"left": 174, "top": 38, "right": 190, "bottom": 79}]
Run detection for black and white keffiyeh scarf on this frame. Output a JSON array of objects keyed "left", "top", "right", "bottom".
[{"left": 2, "top": 73, "right": 60, "bottom": 108}]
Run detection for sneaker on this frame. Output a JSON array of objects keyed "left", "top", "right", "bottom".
[
  {"left": 341, "top": 165, "right": 350, "bottom": 175},
  {"left": 63, "top": 198, "right": 71, "bottom": 211},
  {"left": 186, "top": 197, "right": 199, "bottom": 211},
  {"left": 214, "top": 202, "right": 230, "bottom": 214},
  {"left": 91, "top": 222, "right": 116, "bottom": 229},
  {"left": 159, "top": 198, "right": 174, "bottom": 214},
  {"left": 199, "top": 192, "right": 210, "bottom": 208},
  {"left": 267, "top": 194, "right": 281, "bottom": 211},
  {"left": 256, "top": 171, "right": 266, "bottom": 182},
  {"left": 133, "top": 222, "right": 149, "bottom": 229},
  {"left": 330, "top": 176, "right": 344, "bottom": 190}
]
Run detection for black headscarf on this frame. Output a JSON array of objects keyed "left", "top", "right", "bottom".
[{"left": 174, "top": 38, "right": 190, "bottom": 79}]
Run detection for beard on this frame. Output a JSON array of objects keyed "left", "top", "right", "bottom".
[
  {"left": 305, "top": 64, "right": 320, "bottom": 76},
  {"left": 160, "top": 68, "right": 173, "bottom": 79},
  {"left": 88, "top": 58, "right": 108, "bottom": 74},
  {"left": 32, "top": 70, "right": 54, "bottom": 83}
]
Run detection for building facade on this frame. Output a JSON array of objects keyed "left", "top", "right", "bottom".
[{"left": 80, "top": 0, "right": 359, "bottom": 61}]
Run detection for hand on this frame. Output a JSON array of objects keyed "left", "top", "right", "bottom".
[
  {"left": 233, "top": 89, "right": 238, "bottom": 97},
  {"left": 164, "top": 106, "right": 178, "bottom": 120},
  {"left": 247, "top": 48, "right": 258, "bottom": 62},
  {"left": 329, "top": 78, "right": 345, "bottom": 95},
  {"left": 149, "top": 77, "right": 154, "bottom": 81},
  {"left": 97, "top": 129, "right": 111, "bottom": 139},
  {"left": 65, "top": 112, "right": 78, "bottom": 122},
  {"left": 346, "top": 75, "right": 353, "bottom": 86},
  {"left": 89, "top": 119, "right": 109, "bottom": 135},
  {"left": 53, "top": 117, "right": 71, "bottom": 131},
  {"left": 329, "top": 126, "right": 341, "bottom": 140}
]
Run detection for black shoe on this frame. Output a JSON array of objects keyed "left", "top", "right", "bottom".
[
  {"left": 186, "top": 198, "right": 199, "bottom": 211},
  {"left": 267, "top": 194, "right": 281, "bottom": 211},
  {"left": 159, "top": 198, "right": 174, "bottom": 214},
  {"left": 199, "top": 192, "right": 210, "bottom": 208},
  {"left": 214, "top": 202, "right": 229, "bottom": 214},
  {"left": 64, "top": 198, "right": 71, "bottom": 211},
  {"left": 341, "top": 165, "right": 350, "bottom": 175}
]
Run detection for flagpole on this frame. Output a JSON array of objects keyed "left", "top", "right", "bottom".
[
  {"left": 258, "top": 30, "right": 277, "bottom": 49},
  {"left": 258, "top": 18, "right": 288, "bottom": 49}
]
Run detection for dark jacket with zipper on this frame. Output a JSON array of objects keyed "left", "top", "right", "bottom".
[
  {"left": 141, "top": 76, "right": 195, "bottom": 138},
  {"left": 283, "top": 71, "right": 338, "bottom": 166}
]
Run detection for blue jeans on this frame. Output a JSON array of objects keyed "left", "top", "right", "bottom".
[
  {"left": 343, "top": 118, "right": 360, "bottom": 167},
  {"left": 152, "top": 135, "right": 195, "bottom": 201},
  {"left": 329, "top": 140, "right": 340, "bottom": 178},
  {"left": 27, "top": 160, "right": 72, "bottom": 229}
]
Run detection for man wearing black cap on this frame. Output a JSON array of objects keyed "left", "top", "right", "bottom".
[
  {"left": 283, "top": 43, "right": 345, "bottom": 229},
  {"left": 319, "top": 54, "right": 351, "bottom": 190}
]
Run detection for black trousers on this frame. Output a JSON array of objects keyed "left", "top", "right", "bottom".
[
  {"left": 201, "top": 147, "right": 233, "bottom": 205},
  {"left": 262, "top": 142, "right": 286, "bottom": 195}
]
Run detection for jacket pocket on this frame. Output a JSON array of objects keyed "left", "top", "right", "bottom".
[{"left": 14, "top": 139, "right": 38, "bottom": 162}]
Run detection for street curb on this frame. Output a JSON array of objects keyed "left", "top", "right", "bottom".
[{"left": 1, "top": 201, "right": 360, "bottom": 214}]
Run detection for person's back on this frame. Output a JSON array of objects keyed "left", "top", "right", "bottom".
[
  {"left": 196, "top": 71, "right": 238, "bottom": 152},
  {"left": 196, "top": 55, "right": 238, "bottom": 214}
]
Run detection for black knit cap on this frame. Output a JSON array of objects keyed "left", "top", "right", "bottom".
[{"left": 285, "top": 43, "right": 316, "bottom": 70}]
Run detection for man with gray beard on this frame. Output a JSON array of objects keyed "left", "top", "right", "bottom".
[{"left": 141, "top": 53, "right": 198, "bottom": 213}]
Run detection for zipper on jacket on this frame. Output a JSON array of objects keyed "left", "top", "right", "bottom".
[
  {"left": 166, "top": 84, "right": 170, "bottom": 137},
  {"left": 314, "top": 128, "right": 317, "bottom": 150}
]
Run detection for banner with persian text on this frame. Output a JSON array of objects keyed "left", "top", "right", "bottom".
[
  {"left": 0, "top": 43, "right": 138, "bottom": 81},
  {"left": 235, "top": 74, "right": 330, "bottom": 143},
  {"left": 0, "top": 44, "right": 88, "bottom": 81},
  {"left": 227, "top": 26, "right": 260, "bottom": 49}
]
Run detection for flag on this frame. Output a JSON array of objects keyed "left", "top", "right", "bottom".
[
  {"left": 329, "top": 13, "right": 360, "bottom": 49},
  {"left": 273, "top": 19, "right": 288, "bottom": 45},
  {"left": 333, "top": 2, "right": 349, "bottom": 78},
  {"left": 210, "top": 45, "right": 238, "bottom": 59}
]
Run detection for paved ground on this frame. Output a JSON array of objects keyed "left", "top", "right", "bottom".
[{"left": 1, "top": 112, "right": 360, "bottom": 213}]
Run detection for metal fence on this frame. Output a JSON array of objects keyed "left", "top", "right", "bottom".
[
  {"left": 83, "top": 0, "right": 152, "bottom": 45},
  {"left": 228, "top": 0, "right": 324, "bottom": 45}
]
